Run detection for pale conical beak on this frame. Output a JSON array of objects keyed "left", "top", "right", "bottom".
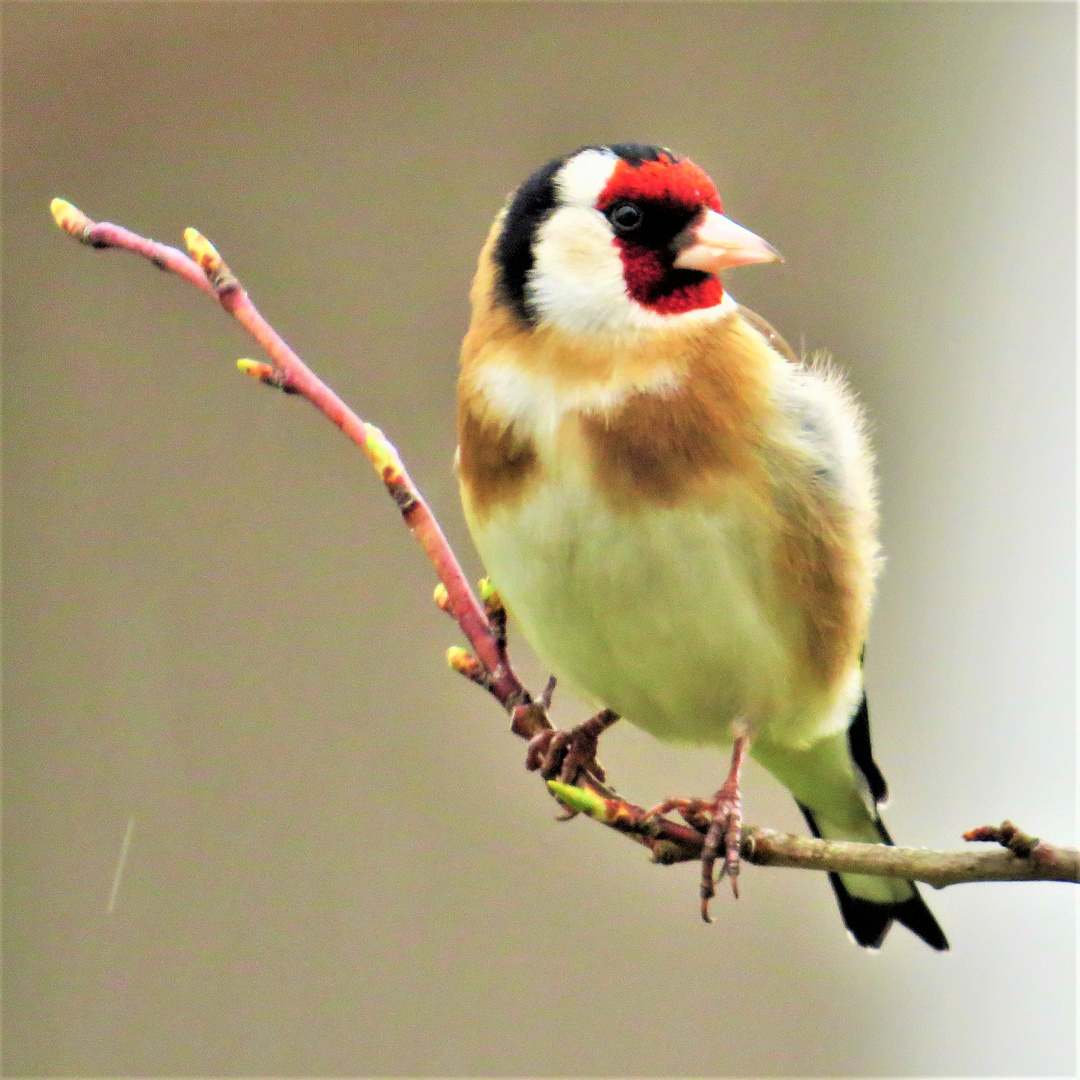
[{"left": 672, "top": 209, "right": 782, "bottom": 274}]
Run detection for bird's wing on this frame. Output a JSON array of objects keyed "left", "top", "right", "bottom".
[
  {"left": 845, "top": 689, "right": 888, "bottom": 805},
  {"left": 736, "top": 303, "right": 799, "bottom": 363}
]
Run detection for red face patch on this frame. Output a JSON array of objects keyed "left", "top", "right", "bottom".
[
  {"left": 596, "top": 155, "right": 725, "bottom": 316},
  {"left": 616, "top": 246, "right": 724, "bottom": 314}
]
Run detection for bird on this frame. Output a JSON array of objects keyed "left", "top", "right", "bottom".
[{"left": 455, "top": 143, "right": 947, "bottom": 951}]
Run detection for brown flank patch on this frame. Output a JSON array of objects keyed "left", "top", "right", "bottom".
[
  {"left": 776, "top": 498, "right": 862, "bottom": 686},
  {"left": 457, "top": 407, "right": 539, "bottom": 519}
]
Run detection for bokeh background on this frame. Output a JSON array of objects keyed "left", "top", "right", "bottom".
[{"left": 3, "top": 3, "right": 1076, "bottom": 1076}]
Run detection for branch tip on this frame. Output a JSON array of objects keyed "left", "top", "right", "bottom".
[
  {"left": 479, "top": 575, "right": 508, "bottom": 653},
  {"left": 445, "top": 645, "right": 471, "bottom": 670},
  {"left": 183, "top": 227, "right": 219, "bottom": 270},
  {"left": 235, "top": 357, "right": 276, "bottom": 384},
  {"left": 184, "top": 227, "right": 238, "bottom": 290},
  {"left": 237, "top": 357, "right": 271, "bottom": 377},
  {"left": 50, "top": 197, "right": 94, "bottom": 240},
  {"left": 962, "top": 820, "right": 1043, "bottom": 858}
]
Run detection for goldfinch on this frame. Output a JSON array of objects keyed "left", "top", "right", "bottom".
[{"left": 456, "top": 144, "right": 947, "bottom": 951}]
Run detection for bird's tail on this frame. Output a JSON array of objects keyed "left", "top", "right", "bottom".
[
  {"left": 797, "top": 802, "right": 949, "bottom": 951},
  {"left": 752, "top": 720, "right": 948, "bottom": 952}
]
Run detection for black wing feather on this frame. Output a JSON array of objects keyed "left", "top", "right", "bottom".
[{"left": 847, "top": 691, "right": 889, "bottom": 805}]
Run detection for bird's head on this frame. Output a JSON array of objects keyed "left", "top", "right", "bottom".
[{"left": 491, "top": 144, "right": 780, "bottom": 337}]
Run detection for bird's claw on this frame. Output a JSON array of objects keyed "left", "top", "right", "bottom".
[
  {"left": 644, "top": 796, "right": 713, "bottom": 834},
  {"left": 700, "top": 780, "right": 743, "bottom": 922},
  {"left": 525, "top": 724, "right": 606, "bottom": 787},
  {"left": 525, "top": 708, "right": 619, "bottom": 818},
  {"left": 642, "top": 791, "right": 743, "bottom": 921}
]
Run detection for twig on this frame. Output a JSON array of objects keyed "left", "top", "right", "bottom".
[
  {"left": 549, "top": 784, "right": 1079, "bottom": 887},
  {"left": 50, "top": 198, "right": 527, "bottom": 709},
  {"left": 743, "top": 826, "right": 1079, "bottom": 887},
  {"left": 51, "top": 199, "right": 1078, "bottom": 888}
]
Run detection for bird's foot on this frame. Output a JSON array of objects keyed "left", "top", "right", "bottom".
[
  {"left": 698, "top": 732, "right": 751, "bottom": 921},
  {"left": 645, "top": 734, "right": 751, "bottom": 922},
  {"left": 699, "top": 777, "right": 744, "bottom": 920},
  {"left": 639, "top": 786, "right": 743, "bottom": 920},
  {"left": 643, "top": 784, "right": 743, "bottom": 920},
  {"left": 526, "top": 708, "right": 619, "bottom": 814}
]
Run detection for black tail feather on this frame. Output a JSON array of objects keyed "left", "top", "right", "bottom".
[
  {"left": 798, "top": 803, "right": 949, "bottom": 952},
  {"left": 822, "top": 868, "right": 949, "bottom": 951},
  {"left": 890, "top": 890, "right": 950, "bottom": 951}
]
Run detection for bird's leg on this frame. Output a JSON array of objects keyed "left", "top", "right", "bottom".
[
  {"left": 700, "top": 732, "right": 751, "bottom": 922},
  {"left": 526, "top": 707, "right": 620, "bottom": 790}
]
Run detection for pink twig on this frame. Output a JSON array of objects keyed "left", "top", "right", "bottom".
[{"left": 50, "top": 198, "right": 528, "bottom": 711}]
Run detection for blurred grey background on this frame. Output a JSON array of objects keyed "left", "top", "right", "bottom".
[{"left": 3, "top": 2, "right": 1075, "bottom": 1076}]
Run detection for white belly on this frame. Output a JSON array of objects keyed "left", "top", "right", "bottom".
[{"left": 466, "top": 471, "right": 851, "bottom": 748}]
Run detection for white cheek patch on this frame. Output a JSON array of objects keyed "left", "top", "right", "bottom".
[
  {"left": 556, "top": 148, "right": 618, "bottom": 207},
  {"left": 528, "top": 206, "right": 631, "bottom": 335}
]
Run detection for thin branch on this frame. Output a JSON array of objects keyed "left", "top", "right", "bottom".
[
  {"left": 740, "top": 825, "right": 1079, "bottom": 888},
  {"left": 51, "top": 199, "right": 1078, "bottom": 888},
  {"left": 550, "top": 784, "right": 1079, "bottom": 887},
  {"left": 50, "top": 198, "right": 528, "bottom": 710}
]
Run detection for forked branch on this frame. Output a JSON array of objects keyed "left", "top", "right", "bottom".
[{"left": 50, "top": 199, "right": 1078, "bottom": 890}]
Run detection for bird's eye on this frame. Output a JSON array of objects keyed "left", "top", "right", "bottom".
[{"left": 608, "top": 202, "right": 643, "bottom": 234}]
